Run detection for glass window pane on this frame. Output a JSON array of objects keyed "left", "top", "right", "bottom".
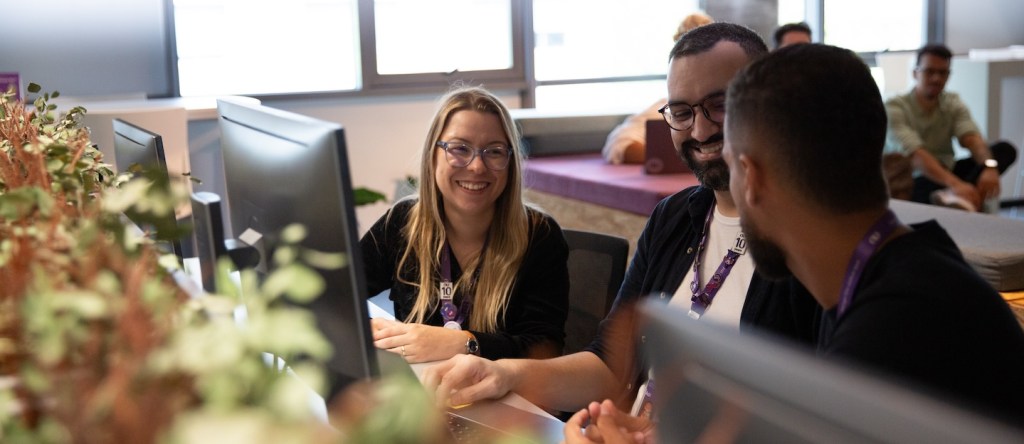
[
  {"left": 533, "top": 0, "right": 701, "bottom": 81},
  {"left": 824, "top": 0, "right": 924, "bottom": 53},
  {"left": 173, "top": 0, "right": 359, "bottom": 96},
  {"left": 374, "top": 0, "right": 513, "bottom": 75},
  {"left": 777, "top": 0, "right": 806, "bottom": 27}
]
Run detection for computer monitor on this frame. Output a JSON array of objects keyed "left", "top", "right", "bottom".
[
  {"left": 112, "top": 118, "right": 186, "bottom": 259},
  {"left": 639, "top": 300, "right": 1023, "bottom": 444},
  {"left": 214, "top": 98, "right": 377, "bottom": 400}
]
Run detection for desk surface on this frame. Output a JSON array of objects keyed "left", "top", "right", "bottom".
[{"left": 525, "top": 153, "right": 698, "bottom": 216}]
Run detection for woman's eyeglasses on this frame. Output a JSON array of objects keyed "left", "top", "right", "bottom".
[{"left": 436, "top": 141, "right": 512, "bottom": 170}]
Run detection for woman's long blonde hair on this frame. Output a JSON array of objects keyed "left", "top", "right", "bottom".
[{"left": 397, "top": 86, "right": 536, "bottom": 333}]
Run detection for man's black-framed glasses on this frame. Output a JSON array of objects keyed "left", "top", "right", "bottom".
[
  {"left": 657, "top": 93, "right": 727, "bottom": 131},
  {"left": 436, "top": 141, "right": 513, "bottom": 170}
]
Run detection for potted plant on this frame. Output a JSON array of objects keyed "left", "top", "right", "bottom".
[{"left": 0, "top": 86, "right": 436, "bottom": 443}]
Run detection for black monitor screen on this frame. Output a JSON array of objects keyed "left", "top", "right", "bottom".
[
  {"left": 215, "top": 98, "right": 376, "bottom": 399},
  {"left": 112, "top": 118, "right": 184, "bottom": 259},
  {"left": 640, "top": 301, "right": 1023, "bottom": 443}
]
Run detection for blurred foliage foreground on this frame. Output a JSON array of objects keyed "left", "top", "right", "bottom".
[{"left": 0, "top": 85, "right": 439, "bottom": 444}]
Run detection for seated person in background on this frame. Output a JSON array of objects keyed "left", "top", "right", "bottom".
[
  {"left": 601, "top": 11, "right": 714, "bottom": 164},
  {"left": 885, "top": 43, "right": 1017, "bottom": 212},
  {"left": 424, "top": 24, "right": 820, "bottom": 432},
  {"left": 360, "top": 86, "right": 569, "bottom": 363},
  {"left": 772, "top": 21, "right": 812, "bottom": 49},
  {"left": 723, "top": 43, "right": 1024, "bottom": 425}
]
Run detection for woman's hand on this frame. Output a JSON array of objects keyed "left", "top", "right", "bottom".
[
  {"left": 371, "top": 318, "right": 470, "bottom": 363},
  {"left": 563, "top": 400, "right": 654, "bottom": 444}
]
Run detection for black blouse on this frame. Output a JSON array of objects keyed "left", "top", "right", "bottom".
[{"left": 359, "top": 199, "right": 569, "bottom": 359}]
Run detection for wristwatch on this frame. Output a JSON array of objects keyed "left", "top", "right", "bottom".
[
  {"left": 984, "top": 158, "right": 999, "bottom": 169},
  {"left": 465, "top": 332, "right": 480, "bottom": 356}
]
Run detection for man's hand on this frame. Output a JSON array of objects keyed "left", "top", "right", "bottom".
[
  {"left": 948, "top": 179, "right": 983, "bottom": 211},
  {"left": 422, "top": 354, "right": 518, "bottom": 408},
  {"left": 371, "top": 318, "right": 469, "bottom": 363},
  {"left": 563, "top": 400, "right": 655, "bottom": 444},
  {"left": 976, "top": 167, "right": 1001, "bottom": 202}
]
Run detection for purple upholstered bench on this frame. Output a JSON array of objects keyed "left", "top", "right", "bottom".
[{"left": 524, "top": 153, "right": 699, "bottom": 216}]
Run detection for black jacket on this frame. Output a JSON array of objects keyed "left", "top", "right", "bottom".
[{"left": 585, "top": 186, "right": 821, "bottom": 397}]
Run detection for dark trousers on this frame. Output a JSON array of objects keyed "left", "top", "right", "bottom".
[{"left": 911, "top": 141, "right": 1018, "bottom": 204}]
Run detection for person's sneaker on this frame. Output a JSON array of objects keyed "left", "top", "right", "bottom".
[{"left": 930, "top": 189, "right": 976, "bottom": 212}]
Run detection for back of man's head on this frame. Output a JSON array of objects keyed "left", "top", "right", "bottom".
[
  {"left": 670, "top": 22, "right": 767, "bottom": 61},
  {"left": 726, "top": 44, "right": 888, "bottom": 213},
  {"left": 916, "top": 43, "right": 952, "bottom": 66},
  {"left": 772, "top": 22, "right": 812, "bottom": 48}
]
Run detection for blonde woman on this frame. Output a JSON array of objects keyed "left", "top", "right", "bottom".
[{"left": 360, "top": 86, "right": 569, "bottom": 363}]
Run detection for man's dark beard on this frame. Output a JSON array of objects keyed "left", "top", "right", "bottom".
[
  {"left": 740, "top": 217, "right": 792, "bottom": 280},
  {"left": 681, "top": 133, "right": 729, "bottom": 190}
]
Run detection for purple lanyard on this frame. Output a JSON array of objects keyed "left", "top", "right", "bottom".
[
  {"left": 640, "top": 206, "right": 746, "bottom": 417},
  {"left": 688, "top": 206, "right": 746, "bottom": 319},
  {"left": 836, "top": 210, "right": 899, "bottom": 319},
  {"left": 439, "top": 240, "right": 483, "bottom": 329}
]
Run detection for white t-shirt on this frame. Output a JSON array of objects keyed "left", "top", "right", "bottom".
[
  {"left": 630, "top": 205, "right": 753, "bottom": 416},
  {"left": 670, "top": 206, "right": 752, "bottom": 329}
]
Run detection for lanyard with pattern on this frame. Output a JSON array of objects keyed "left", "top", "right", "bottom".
[{"left": 688, "top": 206, "right": 747, "bottom": 319}]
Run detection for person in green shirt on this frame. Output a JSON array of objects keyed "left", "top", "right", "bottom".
[{"left": 884, "top": 43, "right": 1016, "bottom": 212}]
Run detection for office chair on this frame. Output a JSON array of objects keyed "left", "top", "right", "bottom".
[{"left": 561, "top": 229, "right": 630, "bottom": 356}]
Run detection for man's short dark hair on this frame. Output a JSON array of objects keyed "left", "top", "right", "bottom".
[
  {"left": 727, "top": 44, "right": 888, "bottom": 213},
  {"left": 772, "top": 22, "right": 812, "bottom": 48},
  {"left": 916, "top": 43, "right": 953, "bottom": 66},
  {"left": 670, "top": 22, "right": 768, "bottom": 61}
]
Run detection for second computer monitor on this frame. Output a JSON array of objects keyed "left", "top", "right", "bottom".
[
  {"left": 215, "top": 98, "right": 376, "bottom": 400},
  {"left": 112, "top": 118, "right": 185, "bottom": 259}
]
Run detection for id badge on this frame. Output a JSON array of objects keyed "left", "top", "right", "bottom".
[
  {"left": 730, "top": 232, "right": 747, "bottom": 255},
  {"left": 439, "top": 281, "right": 454, "bottom": 301}
]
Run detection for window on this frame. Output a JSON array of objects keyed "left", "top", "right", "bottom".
[
  {"left": 373, "top": 0, "right": 513, "bottom": 74},
  {"left": 359, "top": 0, "right": 524, "bottom": 89},
  {"left": 822, "top": 0, "right": 925, "bottom": 53},
  {"left": 174, "top": 0, "right": 939, "bottom": 109},
  {"left": 777, "top": 0, "right": 805, "bottom": 27},
  {"left": 172, "top": 0, "right": 360, "bottom": 97},
  {"left": 531, "top": 0, "right": 700, "bottom": 110},
  {"left": 533, "top": 0, "right": 696, "bottom": 81}
]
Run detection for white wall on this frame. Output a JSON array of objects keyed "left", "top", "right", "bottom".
[
  {"left": 0, "top": 0, "right": 171, "bottom": 98},
  {"left": 945, "top": 0, "right": 1024, "bottom": 54}
]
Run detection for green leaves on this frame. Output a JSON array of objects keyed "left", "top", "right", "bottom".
[
  {"left": 262, "top": 264, "right": 324, "bottom": 304},
  {"left": 0, "top": 187, "right": 55, "bottom": 220},
  {"left": 354, "top": 186, "right": 387, "bottom": 206}
]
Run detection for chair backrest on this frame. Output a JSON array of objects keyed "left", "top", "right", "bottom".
[{"left": 561, "top": 228, "right": 630, "bottom": 355}]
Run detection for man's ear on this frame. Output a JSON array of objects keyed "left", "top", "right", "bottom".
[{"left": 738, "top": 152, "right": 763, "bottom": 208}]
